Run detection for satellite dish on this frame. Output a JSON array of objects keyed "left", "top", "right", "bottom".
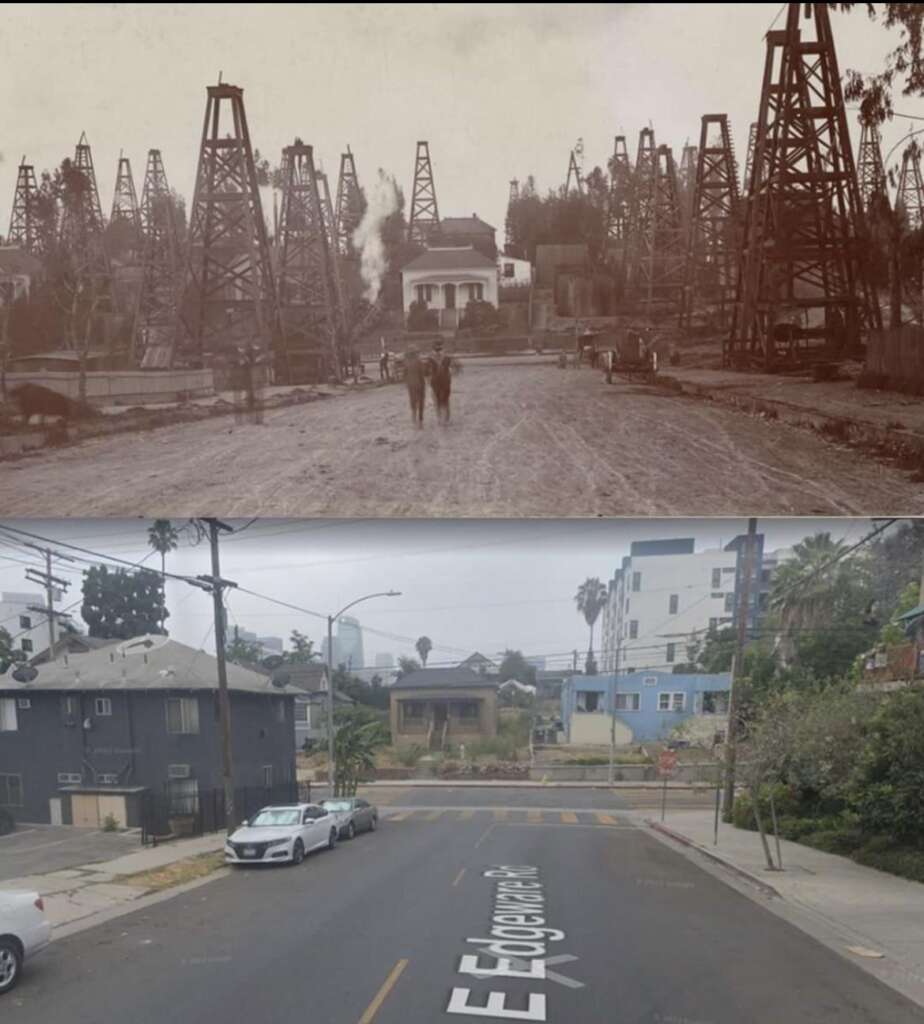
[
  {"left": 261, "top": 654, "right": 285, "bottom": 671},
  {"left": 11, "top": 665, "right": 38, "bottom": 683},
  {"left": 116, "top": 635, "right": 170, "bottom": 657}
]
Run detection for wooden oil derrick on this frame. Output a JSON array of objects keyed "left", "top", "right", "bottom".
[
  {"left": 743, "top": 122, "right": 758, "bottom": 196},
  {"left": 317, "top": 168, "right": 349, "bottom": 343},
  {"left": 728, "top": 3, "right": 880, "bottom": 369},
  {"left": 625, "top": 127, "right": 657, "bottom": 296},
  {"left": 135, "top": 149, "right": 180, "bottom": 367},
  {"left": 275, "top": 142, "right": 341, "bottom": 383},
  {"left": 407, "top": 140, "right": 440, "bottom": 245},
  {"left": 505, "top": 178, "right": 519, "bottom": 252},
  {"left": 565, "top": 149, "right": 584, "bottom": 196},
  {"left": 606, "top": 136, "right": 632, "bottom": 245},
  {"left": 678, "top": 142, "right": 699, "bottom": 223},
  {"left": 174, "top": 82, "right": 276, "bottom": 367},
  {"left": 110, "top": 153, "right": 141, "bottom": 241},
  {"left": 335, "top": 147, "right": 363, "bottom": 258},
  {"left": 680, "top": 115, "right": 741, "bottom": 329},
  {"left": 635, "top": 145, "right": 686, "bottom": 308},
  {"left": 896, "top": 142, "right": 924, "bottom": 229},
  {"left": 7, "top": 159, "right": 40, "bottom": 253},
  {"left": 857, "top": 119, "right": 889, "bottom": 214}
]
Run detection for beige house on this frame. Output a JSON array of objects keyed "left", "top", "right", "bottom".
[
  {"left": 401, "top": 247, "right": 499, "bottom": 330},
  {"left": 390, "top": 667, "right": 498, "bottom": 750}
]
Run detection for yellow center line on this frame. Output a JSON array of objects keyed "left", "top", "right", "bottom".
[
  {"left": 358, "top": 959, "right": 409, "bottom": 1024},
  {"left": 527, "top": 810, "right": 542, "bottom": 823},
  {"left": 452, "top": 867, "right": 466, "bottom": 887},
  {"left": 422, "top": 809, "right": 442, "bottom": 821},
  {"left": 459, "top": 809, "right": 475, "bottom": 821},
  {"left": 560, "top": 811, "right": 578, "bottom": 824},
  {"left": 493, "top": 809, "right": 508, "bottom": 821},
  {"left": 595, "top": 812, "right": 618, "bottom": 826},
  {"left": 388, "top": 812, "right": 409, "bottom": 822}
]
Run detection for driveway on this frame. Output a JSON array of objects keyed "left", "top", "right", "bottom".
[{"left": 0, "top": 824, "right": 140, "bottom": 882}]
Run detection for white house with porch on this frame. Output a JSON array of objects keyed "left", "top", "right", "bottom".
[{"left": 401, "top": 247, "right": 498, "bottom": 329}]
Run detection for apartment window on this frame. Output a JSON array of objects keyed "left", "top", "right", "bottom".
[
  {"left": 0, "top": 699, "right": 17, "bottom": 732},
  {"left": 21, "top": 638, "right": 33, "bottom": 653},
  {"left": 614, "top": 693, "right": 640, "bottom": 712},
  {"left": 167, "top": 777, "right": 199, "bottom": 815},
  {"left": 759, "top": 592, "right": 769, "bottom": 611},
  {"left": 61, "top": 696, "right": 79, "bottom": 722},
  {"left": 94, "top": 697, "right": 112, "bottom": 717},
  {"left": 19, "top": 615, "right": 31, "bottom": 630},
  {"left": 166, "top": 697, "right": 200, "bottom": 735},
  {"left": 668, "top": 594, "right": 679, "bottom": 615},
  {"left": 97, "top": 773, "right": 118, "bottom": 785},
  {"left": 711, "top": 568, "right": 722, "bottom": 589},
  {"left": 658, "top": 692, "right": 686, "bottom": 712},
  {"left": 262, "top": 765, "right": 273, "bottom": 787},
  {"left": 629, "top": 620, "right": 639, "bottom": 640},
  {"left": 724, "top": 593, "right": 735, "bottom": 613},
  {"left": 632, "top": 571, "right": 642, "bottom": 593},
  {"left": 503, "top": 262, "right": 515, "bottom": 279},
  {"left": 0, "top": 774, "right": 23, "bottom": 807},
  {"left": 57, "top": 772, "right": 82, "bottom": 785},
  {"left": 666, "top": 643, "right": 676, "bottom": 664},
  {"left": 576, "top": 691, "right": 602, "bottom": 713}
]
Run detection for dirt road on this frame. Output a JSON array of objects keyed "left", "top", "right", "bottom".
[{"left": 1, "top": 361, "right": 920, "bottom": 516}]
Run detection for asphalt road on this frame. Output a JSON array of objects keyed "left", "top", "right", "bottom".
[
  {"left": 2, "top": 363, "right": 919, "bottom": 516},
  {"left": 6, "top": 793, "right": 920, "bottom": 1023}
]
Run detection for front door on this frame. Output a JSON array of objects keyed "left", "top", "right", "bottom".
[
  {"left": 432, "top": 704, "right": 448, "bottom": 749},
  {"left": 444, "top": 283, "right": 456, "bottom": 310}
]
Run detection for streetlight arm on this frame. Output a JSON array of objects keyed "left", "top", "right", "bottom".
[{"left": 331, "top": 591, "right": 402, "bottom": 623}]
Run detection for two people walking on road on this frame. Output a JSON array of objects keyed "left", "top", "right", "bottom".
[{"left": 403, "top": 339, "right": 455, "bottom": 428}]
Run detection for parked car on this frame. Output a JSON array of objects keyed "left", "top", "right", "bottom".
[
  {"left": 224, "top": 804, "right": 339, "bottom": 866},
  {"left": 321, "top": 797, "right": 379, "bottom": 840},
  {"left": 0, "top": 890, "right": 52, "bottom": 994}
]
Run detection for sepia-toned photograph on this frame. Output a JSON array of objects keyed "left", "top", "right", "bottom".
[{"left": 1, "top": 4, "right": 924, "bottom": 1023}]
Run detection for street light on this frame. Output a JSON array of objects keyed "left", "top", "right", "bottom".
[{"left": 327, "top": 591, "right": 401, "bottom": 796}]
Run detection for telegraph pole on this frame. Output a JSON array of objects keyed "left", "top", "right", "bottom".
[
  {"left": 722, "top": 518, "right": 758, "bottom": 821},
  {"left": 24, "top": 543, "right": 75, "bottom": 661},
  {"left": 608, "top": 627, "right": 622, "bottom": 786}
]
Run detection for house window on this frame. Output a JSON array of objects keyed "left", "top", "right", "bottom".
[
  {"left": 724, "top": 593, "right": 735, "bottom": 613},
  {"left": 711, "top": 568, "right": 722, "bottom": 589},
  {"left": 19, "top": 615, "right": 31, "bottom": 630},
  {"left": 167, "top": 777, "right": 199, "bottom": 815},
  {"left": 576, "top": 691, "right": 602, "bottom": 713},
  {"left": 456, "top": 701, "right": 479, "bottom": 720},
  {"left": 95, "top": 697, "right": 112, "bottom": 717},
  {"left": 166, "top": 697, "right": 200, "bottom": 735},
  {"left": 668, "top": 594, "right": 679, "bottom": 615},
  {"left": 262, "top": 765, "right": 273, "bottom": 787},
  {"left": 415, "top": 284, "right": 435, "bottom": 306},
  {"left": 275, "top": 699, "right": 286, "bottom": 723},
  {"left": 702, "top": 691, "right": 730, "bottom": 715},
  {"left": 294, "top": 702, "right": 309, "bottom": 723},
  {"left": 57, "top": 772, "right": 82, "bottom": 785},
  {"left": 0, "top": 774, "right": 23, "bottom": 807},
  {"left": 614, "top": 693, "right": 640, "bottom": 712},
  {"left": 466, "top": 282, "right": 484, "bottom": 303},
  {"left": 402, "top": 701, "right": 425, "bottom": 722},
  {"left": 503, "top": 262, "right": 515, "bottom": 278},
  {"left": 666, "top": 643, "right": 676, "bottom": 664},
  {"left": 21, "top": 638, "right": 33, "bottom": 653},
  {"left": 658, "top": 692, "right": 686, "bottom": 712},
  {"left": 0, "top": 699, "right": 17, "bottom": 732},
  {"left": 629, "top": 620, "right": 639, "bottom": 639},
  {"left": 632, "top": 571, "right": 642, "bottom": 592}
]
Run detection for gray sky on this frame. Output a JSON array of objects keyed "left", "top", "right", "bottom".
[
  {"left": 0, "top": 4, "right": 919, "bottom": 244},
  {"left": 0, "top": 518, "right": 872, "bottom": 670}
]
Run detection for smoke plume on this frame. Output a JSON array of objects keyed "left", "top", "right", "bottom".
[{"left": 352, "top": 170, "right": 399, "bottom": 303}]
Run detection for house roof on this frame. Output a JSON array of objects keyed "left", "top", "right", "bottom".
[
  {"left": 459, "top": 652, "right": 495, "bottom": 667},
  {"left": 269, "top": 663, "right": 329, "bottom": 693},
  {"left": 441, "top": 215, "right": 496, "bottom": 236},
  {"left": 0, "top": 635, "right": 302, "bottom": 696},
  {"left": 30, "top": 634, "right": 119, "bottom": 666},
  {"left": 0, "top": 246, "right": 42, "bottom": 277},
  {"left": 402, "top": 246, "right": 497, "bottom": 273},
  {"left": 391, "top": 666, "right": 498, "bottom": 691}
]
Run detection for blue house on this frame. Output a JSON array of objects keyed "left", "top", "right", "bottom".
[{"left": 560, "top": 671, "right": 731, "bottom": 746}]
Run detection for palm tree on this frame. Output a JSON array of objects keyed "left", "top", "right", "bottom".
[
  {"left": 147, "top": 519, "right": 179, "bottom": 635},
  {"left": 415, "top": 636, "right": 433, "bottom": 667},
  {"left": 575, "top": 577, "right": 608, "bottom": 675}
]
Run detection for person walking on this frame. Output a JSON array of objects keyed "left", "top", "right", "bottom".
[
  {"left": 430, "top": 338, "right": 453, "bottom": 425},
  {"left": 405, "top": 346, "right": 426, "bottom": 427}
]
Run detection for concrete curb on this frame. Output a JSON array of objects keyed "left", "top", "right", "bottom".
[
  {"left": 352, "top": 780, "right": 714, "bottom": 790},
  {"left": 647, "top": 818, "right": 782, "bottom": 899}
]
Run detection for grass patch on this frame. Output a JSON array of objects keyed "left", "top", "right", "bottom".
[{"left": 119, "top": 851, "right": 226, "bottom": 893}]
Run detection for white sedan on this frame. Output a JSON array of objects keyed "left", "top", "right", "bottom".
[
  {"left": 224, "top": 804, "right": 339, "bottom": 866},
  {"left": 0, "top": 890, "right": 52, "bottom": 994}
]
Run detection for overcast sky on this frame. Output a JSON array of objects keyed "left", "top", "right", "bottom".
[
  {"left": 0, "top": 518, "right": 873, "bottom": 670},
  {"left": 0, "top": 4, "right": 919, "bottom": 245}
]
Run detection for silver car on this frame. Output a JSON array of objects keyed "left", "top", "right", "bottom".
[{"left": 321, "top": 797, "right": 379, "bottom": 840}]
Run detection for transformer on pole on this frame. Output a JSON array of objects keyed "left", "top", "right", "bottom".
[
  {"left": 727, "top": 3, "right": 880, "bottom": 369},
  {"left": 407, "top": 140, "right": 440, "bottom": 245},
  {"left": 174, "top": 82, "right": 276, "bottom": 367},
  {"left": 136, "top": 149, "right": 180, "bottom": 367},
  {"left": 8, "top": 159, "right": 40, "bottom": 254},
  {"left": 680, "top": 115, "right": 741, "bottom": 329}
]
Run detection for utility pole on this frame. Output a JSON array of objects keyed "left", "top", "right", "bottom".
[
  {"left": 722, "top": 518, "right": 758, "bottom": 821},
  {"left": 608, "top": 627, "right": 622, "bottom": 785},
  {"left": 198, "top": 519, "right": 237, "bottom": 835},
  {"left": 327, "top": 613, "right": 336, "bottom": 798},
  {"left": 24, "top": 543, "right": 75, "bottom": 661}
]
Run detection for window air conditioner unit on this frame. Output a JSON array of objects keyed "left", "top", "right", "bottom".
[
  {"left": 63, "top": 716, "right": 76, "bottom": 727},
  {"left": 168, "top": 764, "right": 191, "bottom": 779}
]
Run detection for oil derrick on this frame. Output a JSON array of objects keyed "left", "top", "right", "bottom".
[
  {"left": 60, "top": 132, "right": 113, "bottom": 310},
  {"left": 728, "top": 3, "right": 881, "bottom": 369},
  {"left": 334, "top": 147, "right": 363, "bottom": 258},
  {"left": 680, "top": 115, "right": 741, "bottom": 328},
  {"left": 505, "top": 178, "right": 519, "bottom": 252},
  {"left": 8, "top": 159, "right": 40, "bottom": 253},
  {"left": 625, "top": 127, "right": 657, "bottom": 297},
  {"left": 857, "top": 120, "right": 889, "bottom": 214},
  {"left": 175, "top": 82, "right": 276, "bottom": 366},
  {"left": 606, "top": 136, "right": 632, "bottom": 244},
  {"left": 743, "top": 122, "right": 758, "bottom": 195},
  {"left": 135, "top": 149, "right": 180, "bottom": 367},
  {"left": 407, "top": 140, "right": 440, "bottom": 245},
  {"left": 317, "top": 168, "right": 349, "bottom": 343},
  {"left": 678, "top": 142, "right": 699, "bottom": 223},
  {"left": 634, "top": 146, "right": 686, "bottom": 307},
  {"left": 896, "top": 143, "right": 924, "bottom": 229},
  {"left": 275, "top": 142, "right": 341, "bottom": 383},
  {"left": 110, "top": 153, "right": 141, "bottom": 242},
  {"left": 564, "top": 149, "right": 584, "bottom": 196}
]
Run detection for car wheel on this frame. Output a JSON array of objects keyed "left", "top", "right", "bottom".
[
  {"left": 346, "top": 822, "right": 356, "bottom": 840},
  {"left": 328, "top": 827, "right": 338, "bottom": 850},
  {"left": 0, "top": 938, "right": 22, "bottom": 995},
  {"left": 291, "top": 839, "right": 305, "bottom": 866},
  {"left": 369, "top": 815, "right": 378, "bottom": 832}
]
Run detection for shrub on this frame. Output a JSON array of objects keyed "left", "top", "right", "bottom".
[
  {"left": 102, "top": 813, "right": 120, "bottom": 833},
  {"left": 801, "top": 828, "right": 863, "bottom": 856},
  {"left": 394, "top": 744, "right": 425, "bottom": 768},
  {"left": 407, "top": 301, "right": 439, "bottom": 332},
  {"left": 852, "top": 844, "right": 924, "bottom": 883}
]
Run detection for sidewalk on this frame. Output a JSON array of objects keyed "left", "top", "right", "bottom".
[
  {"left": 649, "top": 808, "right": 924, "bottom": 1008},
  {"left": 1, "top": 833, "right": 226, "bottom": 933}
]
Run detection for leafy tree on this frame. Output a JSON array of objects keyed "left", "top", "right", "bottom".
[
  {"left": 332, "top": 705, "right": 389, "bottom": 796},
  {"left": 286, "top": 629, "right": 320, "bottom": 664},
  {"left": 147, "top": 519, "right": 178, "bottom": 634},
  {"left": 81, "top": 565, "right": 167, "bottom": 639},
  {"left": 396, "top": 656, "right": 421, "bottom": 680},
  {"left": 0, "top": 627, "right": 26, "bottom": 673},
  {"left": 332, "top": 664, "right": 389, "bottom": 711},
  {"left": 506, "top": 173, "right": 611, "bottom": 264},
  {"left": 498, "top": 649, "right": 536, "bottom": 687},
  {"left": 575, "top": 577, "right": 608, "bottom": 675},
  {"left": 415, "top": 636, "right": 432, "bottom": 667},
  {"left": 226, "top": 626, "right": 263, "bottom": 665}
]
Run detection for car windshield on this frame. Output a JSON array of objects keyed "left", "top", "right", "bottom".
[
  {"left": 248, "top": 809, "right": 300, "bottom": 827},
  {"left": 322, "top": 800, "right": 352, "bottom": 812}
]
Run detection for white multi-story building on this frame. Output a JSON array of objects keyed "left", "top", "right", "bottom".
[
  {"left": 0, "top": 591, "right": 68, "bottom": 660},
  {"left": 599, "top": 536, "right": 770, "bottom": 674}
]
